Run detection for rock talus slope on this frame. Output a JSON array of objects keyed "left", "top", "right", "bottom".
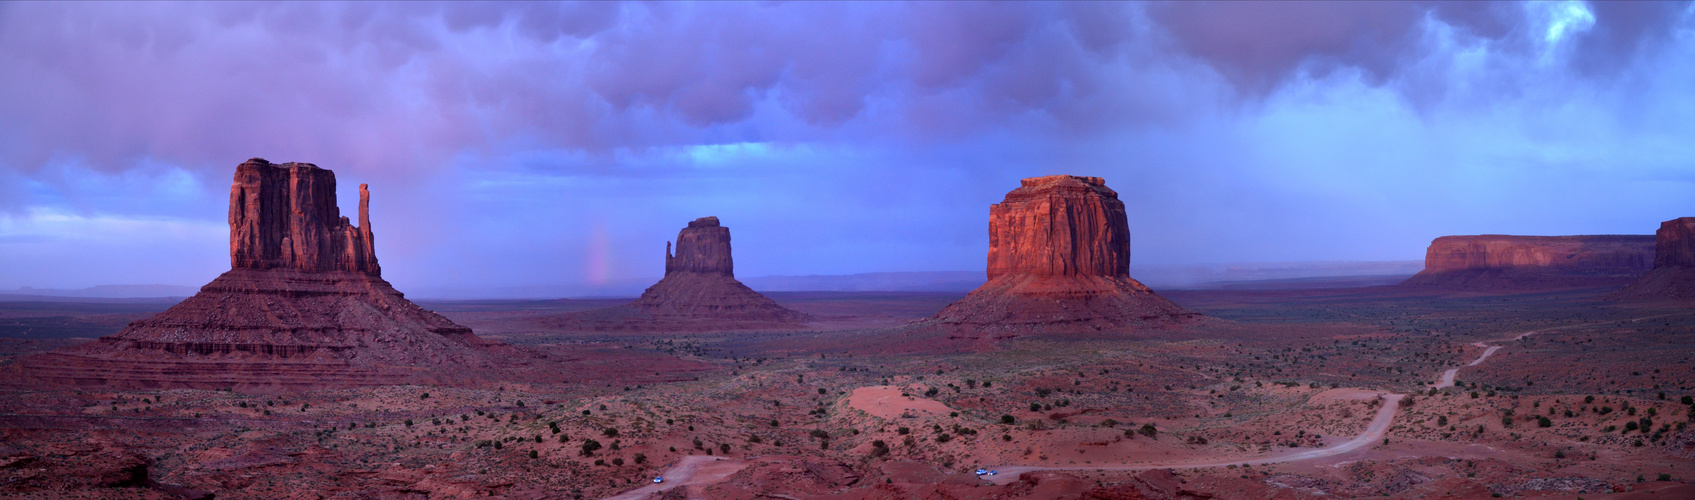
[
  {"left": 930, "top": 175, "right": 1190, "bottom": 331},
  {"left": 1611, "top": 217, "right": 1695, "bottom": 301},
  {"left": 14, "top": 159, "right": 513, "bottom": 391},
  {"left": 537, "top": 216, "right": 810, "bottom": 332},
  {"left": 1400, "top": 235, "right": 1654, "bottom": 291}
]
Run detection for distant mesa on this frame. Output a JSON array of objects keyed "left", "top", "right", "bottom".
[
  {"left": 1610, "top": 217, "right": 1695, "bottom": 301},
  {"left": 13, "top": 158, "right": 518, "bottom": 391},
  {"left": 929, "top": 175, "right": 1193, "bottom": 331},
  {"left": 534, "top": 216, "right": 811, "bottom": 332},
  {"left": 1398, "top": 234, "right": 1655, "bottom": 291}
]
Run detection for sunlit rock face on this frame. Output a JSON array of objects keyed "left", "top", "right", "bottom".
[
  {"left": 534, "top": 216, "right": 811, "bottom": 332},
  {"left": 1611, "top": 217, "right": 1695, "bottom": 301},
  {"left": 1401, "top": 235, "right": 1655, "bottom": 291},
  {"left": 14, "top": 159, "right": 514, "bottom": 391},
  {"left": 931, "top": 175, "right": 1191, "bottom": 331},
  {"left": 984, "top": 176, "right": 1132, "bottom": 281},
  {"left": 229, "top": 159, "right": 379, "bottom": 274}
]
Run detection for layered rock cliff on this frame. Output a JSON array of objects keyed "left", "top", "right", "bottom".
[
  {"left": 1611, "top": 217, "right": 1695, "bottom": 301},
  {"left": 536, "top": 217, "right": 811, "bottom": 332},
  {"left": 1400, "top": 235, "right": 1655, "bottom": 291},
  {"left": 1654, "top": 217, "right": 1695, "bottom": 268},
  {"left": 665, "top": 216, "right": 734, "bottom": 276},
  {"left": 230, "top": 158, "right": 379, "bottom": 274},
  {"left": 930, "top": 175, "right": 1191, "bottom": 331},
  {"left": 16, "top": 159, "right": 515, "bottom": 391}
]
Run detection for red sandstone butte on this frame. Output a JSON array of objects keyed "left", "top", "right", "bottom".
[
  {"left": 14, "top": 159, "right": 514, "bottom": 391},
  {"left": 1399, "top": 235, "right": 1654, "bottom": 291},
  {"left": 535, "top": 216, "right": 811, "bottom": 332},
  {"left": 930, "top": 175, "right": 1191, "bottom": 331},
  {"left": 1611, "top": 217, "right": 1695, "bottom": 301}
]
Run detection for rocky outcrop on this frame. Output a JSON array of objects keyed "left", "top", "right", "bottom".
[
  {"left": 930, "top": 175, "right": 1191, "bottom": 331},
  {"left": 1400, "top": 235, "right": 1655, "bottom": 291},
  {"left": 535, "top": 217, "right": 811, "bottom": 332},
  {"left": 1653, "top": 217, "right": 1695, "bottom": 268},
  {"left": 1611, "top": 218, "right": 1695, "bottom": 301},
  {"left": 14, "top": 159, "right": 516, "bottom": 391},
  {"left": 665, "top": 216, "right": 733, "bottom": 275},
  {"left": 230, "top": 159, "right": 379, "bottom": 274}
]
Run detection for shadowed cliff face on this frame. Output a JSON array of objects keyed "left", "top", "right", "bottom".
[
  {"left": 987, "top": 176, "right": 1132, "bottom": 280},
  {"left": 1654, "top": 217, "right": 1695, "bottom": 269},
  {"left": 665, "top": 216, "right": 733, "bottom": 277},
  {"left": 229, "top": 158, "right": 379, "bottom": 274},
  {"left": 933, "top": 175, "right": 1190, "bottom": 331},
  {"left": 1611, "top": 217, "right": 1695, "bottom": 301}
]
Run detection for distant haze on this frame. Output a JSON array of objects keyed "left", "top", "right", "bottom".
[
  {"left": 1, "top": 261, "right": 1419, "bottom": 300},
  {"left": 1, "top": 2, "right": 1690, "bottom": 293}
]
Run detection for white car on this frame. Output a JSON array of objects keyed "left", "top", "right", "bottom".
[
  {"left": 653, "top": 477, "right": 664, "bottom": 484},
  {"left": 975, "top": 469, "right": 988, "bottom": 476}
]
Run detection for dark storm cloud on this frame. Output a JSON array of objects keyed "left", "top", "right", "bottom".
[
  {"left": 1, "top": 1, "right": 1692, "bottom": 293},
  {"left": 1150, "top": 1, "right": 1690, "bottom": 95}
]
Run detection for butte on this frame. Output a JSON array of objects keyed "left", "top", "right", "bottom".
[
  {"left": 12, "top": 159, "right": 516, "bottom": 391},
  {"left": 534, "top": 216, "right": 811, "bottom": 332},
  {"left": 1398, "top": 234, "right": 1654, "bottom": 292},
  {"left": 1610, "top": 217, "right": 1695, "bottom": 301},
  {"left": 928, "top": 175, "right": 1192, "bottom": 332}
]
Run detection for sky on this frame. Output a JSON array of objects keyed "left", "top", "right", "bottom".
[{"left": 1, "top": 1, "right": 1692, "bottom": 297}]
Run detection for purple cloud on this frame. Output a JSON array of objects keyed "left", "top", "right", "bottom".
[{"left": 0, "top": 1, "right": 1692, "bottom": 294}]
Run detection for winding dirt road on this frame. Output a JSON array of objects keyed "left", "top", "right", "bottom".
[
  {"left": 607, "top": 314, "right": 1687, "bottom": 497},
  {"left": 983, "top": 313, "right": 1684, "bottom": 485},
  {"left": 983, "top": 392, "right": 1404, "bottom": 485}
]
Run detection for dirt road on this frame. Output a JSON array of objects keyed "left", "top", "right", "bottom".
[
  {"left": 983, "top": 392, "right": 1402, "bottom": 485},
  {"left": 603, "top": 456, "right": 749, "bottom": 500},
  {"left": 608, "top": 314, "right": 1689, "bottom": 496},
  {"left": 985, "top": 313, "right": 1688, "bottom": 485}
]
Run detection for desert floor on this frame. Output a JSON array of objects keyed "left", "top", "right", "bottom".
[{"left": 2, "top": 285, "right": 1693, "bottom": 499}]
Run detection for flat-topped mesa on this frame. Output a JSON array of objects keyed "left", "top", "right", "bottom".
[
  {"left": 987, "top": 175, "right": 1130, "bottom": 280},
  {"left": 1401, "top": 234, "right": 1654, "bottom": 290},
  {"left": 1420, "top": 235, "right": 1653, "bottom": 273},
  {"left": 1611, "top": 217, "right": 1695, "bottom": 301},
  {"left": 230, "top": 158, "right": 379, "bottom": 274},
  {"left": 665, "top": 216, "right": 733, "bottom": 277},
  {"left": 931, "top": 175, "right": 1190, "bottom": 331}
]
